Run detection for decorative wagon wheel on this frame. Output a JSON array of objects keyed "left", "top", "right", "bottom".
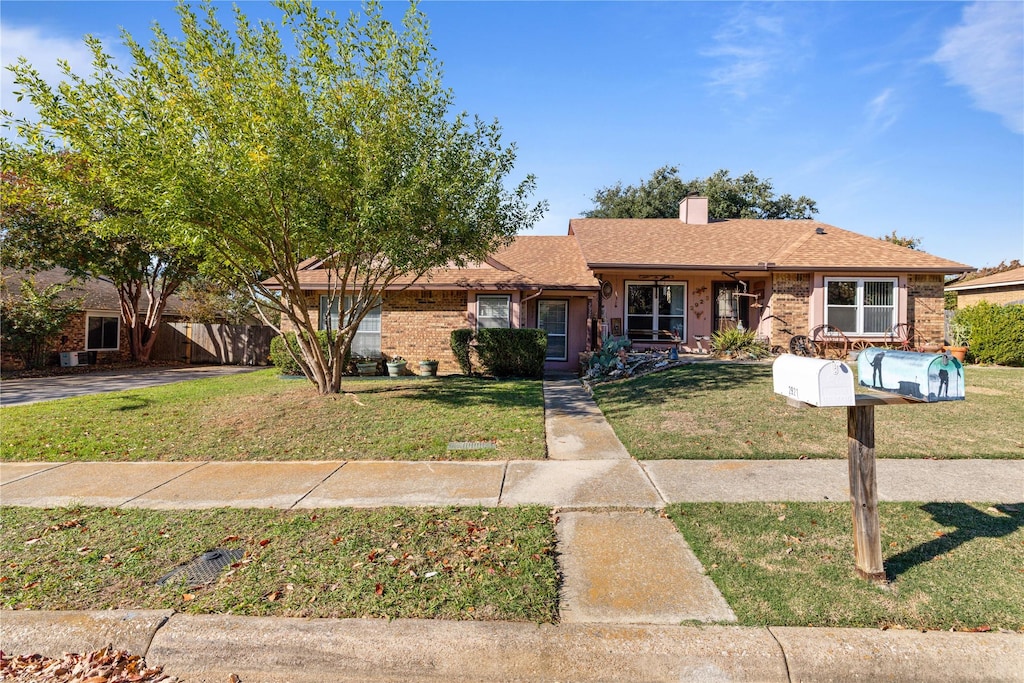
[
  {"left": 789, "top": 335, "right": 816, "bottom": 357},
  {"left": 851, "top": 340, "right": 872, "bottom": 352},
  {"left": 809, "top": 324, "right": 850, "bottom": 360}
]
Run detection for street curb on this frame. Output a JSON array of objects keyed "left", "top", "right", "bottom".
[{"left": 2, "top": 611, "right": 1021, "bottom": 682}]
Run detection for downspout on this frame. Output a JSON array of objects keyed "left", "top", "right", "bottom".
[{"left": 519, "top": 289, "right": 544, "bottom": 327}]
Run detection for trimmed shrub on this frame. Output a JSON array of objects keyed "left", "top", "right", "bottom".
[
  {"left": 953, "top": 303, "right": 1024, "bottom": 366},
  {"left": 710, "top": 328, "right": 771, "bottom": 359},
  {"left": 450, "top": 328, "right": 475, "bottom": 375},
  {"left": 269, "top": 331, "right": 339, "bottom": 375},
  {"left": 475, "top": 328, "right": 547, "bottom": 378}
]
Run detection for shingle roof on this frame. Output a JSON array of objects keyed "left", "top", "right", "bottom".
[
  {"left": 1, "top": 268, "right": 185, "bottom": 314},
  {"left": 281, "top": 236, "right": 599, "bottom": 291},
  {"left": 568, "top": 218, "right": 973, "bottom": 273},
  {"left": 946, "top": 266, "right": 1024, "bottom": 291}
]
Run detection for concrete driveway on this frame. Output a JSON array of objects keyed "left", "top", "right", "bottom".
[{"left": 0, "top": 365, "right": 263, "bottom": 407}]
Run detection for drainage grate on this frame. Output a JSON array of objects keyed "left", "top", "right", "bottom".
[
  {"left": 447, "top": 441, "right": 497, "bottom": 451},
  {"left": 157, "top": 548, "right": 244, "bottom": 588}
]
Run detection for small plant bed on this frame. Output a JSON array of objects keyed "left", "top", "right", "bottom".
[
  {"left": 0, "top": 505, "right": 558, "bottom": 623},
  {"left": 0, "top": 370, "right": 545, "bottom": 461},
  {"left": 667, "top": 501, "right": 1024, "bottom": 631},
  {"left": 592, "top": 363, "right": 1024, "bottom": 459}
]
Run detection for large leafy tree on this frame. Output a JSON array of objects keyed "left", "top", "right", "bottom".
[
  {"left": 4, "top": 0, "right": 543, "bottom": 394},
  {"left": 585, "top": 165, "right": 817, "bottom": 220}
]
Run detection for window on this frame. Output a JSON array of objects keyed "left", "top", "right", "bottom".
[
  {"left": 537, "top": 300, "right": 568, "bottom": 361},
  {"left": 86, "top": 315, "right": 119, "bottom": 351},
  {"left": 319, "top": 294, "right": 381, "bottom": 358},
  {"left": 825, "top": 278, "right": 896, "bottom": 334},
  {"left": 626, "top": 282, "right": 686, "bottom": 341},
  {"left": 476, "top": 295, "right": 510, "bottom": 330}
]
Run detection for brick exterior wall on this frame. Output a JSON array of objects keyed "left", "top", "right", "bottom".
[
  {"left": 381, "top": 290, "right": 469, "bottom": 373},
  {"left": 770, "top": 273, "right": 811, "bottom": 348},
  {"left": 957, "top": 286, "right": 1024, "bottom": 308},
  {"left": 907, "top": 274, "right": 945, "bottom": 346},
  {"left": 1, "top": 311, "right": 130, "bottom": 371},
  {"left": 281, "top": 290, "right": 470, "bottom": 374}
]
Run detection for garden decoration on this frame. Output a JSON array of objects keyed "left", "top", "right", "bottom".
[{"left": 772, "top": 351, "right": 965, "bottom": 582}]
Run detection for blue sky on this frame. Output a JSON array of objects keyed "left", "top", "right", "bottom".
[{"left": 2, "top": 1, "right": 1022, "bottom": 270}]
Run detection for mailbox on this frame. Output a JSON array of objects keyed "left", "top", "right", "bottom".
[
  {"left": 772, "top": 354, "right": 855, "bottom": 407},
  {"left": 856, "top": 348, "right": 964, "bottom": 402}
]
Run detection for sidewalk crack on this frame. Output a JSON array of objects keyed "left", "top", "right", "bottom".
[
  {"left": 766, "top": 626, "right": 793, "bottom": 683},
  {"left": 637, "top": 462, "right": 669, "bottom": 507},
  {"left": 496, "top": 461, "right": 509, "bottom": 506},
  {"left": 142, "top": 611, "right": 174, "bottom": 658},
  {"left": 290, "top": 461, "right": 347, "bottom": 509},
  {"left": 119, "top": 462, "right": 209, "bottom": 508}
]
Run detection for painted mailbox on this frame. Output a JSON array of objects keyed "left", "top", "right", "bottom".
[
  {"left": 772, "top": 355, "right": 856, "bottom": 407},
  {"left": 856, "top": 348, "right": 964, "bottom": 402}
]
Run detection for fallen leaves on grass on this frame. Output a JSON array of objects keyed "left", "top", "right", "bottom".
[{"left": 0, "top": 646, "right": 180, "bottom": 682}]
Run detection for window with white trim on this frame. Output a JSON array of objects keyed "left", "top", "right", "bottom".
[
  {"left": 86, "top": 314, "right": 119, "bottom": 351},
  {"left": 537, "top": 300, "right": 568, "bottom": 361},
  {"left": 476, "top": 295, "right": 511, "bottom": 330},
  {"left": 319, "top": 294, "right": 382, "bottom": 357},
  {"left": 824, "top": 278, "right": 896, "bottom": 334},
  {"left": 625, "top": 282, "right": 686, "bottom": 341}
]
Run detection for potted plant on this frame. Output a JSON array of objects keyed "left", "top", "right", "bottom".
[
  {"left": 418, "top": 359, "right": 439, "bottom": 377},
  {"left": 945, "top": 319, "right": 971, "bottom": 362},
  {"left": 354, "top": 358, "right": 378, "bottom": 376},
  {"left": 386, "top": 356, "right": 407, "bottom": 377}
]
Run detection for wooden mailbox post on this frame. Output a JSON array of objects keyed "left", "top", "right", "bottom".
[{"left": 773, "top": 352, "right": 964, "bottom": 582}]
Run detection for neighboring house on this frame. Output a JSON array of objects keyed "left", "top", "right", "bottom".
[
  {"left": 945, "top": 266, "right": 1024, "bottom": 308},
  {"left": 272, "top": 196, "right": 972, "bottom": 373},
  {"left": 0, "top": 268, "right": 186, "bottom": 369}
]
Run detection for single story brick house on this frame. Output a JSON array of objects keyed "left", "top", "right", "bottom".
[
  {"left": 276, "top": 197, "right": 972, "bottom": 373},
  {"left": 945, "top": 266, "right": 1024, "bottom": 308}
]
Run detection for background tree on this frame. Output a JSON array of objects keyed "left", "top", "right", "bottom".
[
  {"left": 178, "top": 277, "right": 261, "bottom": 325},
  {"left": 0, "top": 276, "right": 83, "bottom": 370},
  {"left": 1, "top": 137, "right": 203, "bottom": 364},
  {"left": 4, "top": 0, "right": 544, "bottom": 394},
  {"left": 585, "top": 165, "right": 817, "bottom": 220},
  {"left": 881, "top": 230, "right": 921, "bottom": 249}
]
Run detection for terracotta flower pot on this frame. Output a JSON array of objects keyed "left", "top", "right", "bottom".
[{"left": 944, "top": 346, "right": 967, "bottom": 362}]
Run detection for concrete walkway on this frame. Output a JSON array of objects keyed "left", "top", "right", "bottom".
[{"left": 2, "top": 376, "right": 1022, "bottom": 681}]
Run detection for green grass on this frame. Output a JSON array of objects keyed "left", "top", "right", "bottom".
[
  {"left": 668, "top": 501, "right": 1024, "bottom": 630},
  {"left": 0, "top": 505, "right": 558, "bottom": 622},
  {"left": 593, "top": 362, "right": 1024, "bottom": 459},
  {"left": 0, "top": 370, "right": 545, "bottom": 461}
]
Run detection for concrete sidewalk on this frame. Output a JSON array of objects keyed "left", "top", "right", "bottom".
[{"left": 3, "top": 458, "right": 1021, "bottom": 508}]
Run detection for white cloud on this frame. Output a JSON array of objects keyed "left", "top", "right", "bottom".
[
  {"left": 703, "top": 6, "right": 806, "bottom": 100},
  {"left": 933, "top": 1, "right": 1024, "bottom": 135},
  {"left": 1, "top": 22, "right": 109, "bottom": 131},
  {"left": 865, "top": 87, "right": 900, "bottom": 134}
]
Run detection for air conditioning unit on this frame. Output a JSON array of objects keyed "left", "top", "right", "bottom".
[{"left": 59, "top": 351, "right": 80, "bottom": 367}]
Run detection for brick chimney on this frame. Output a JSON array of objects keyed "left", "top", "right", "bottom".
[{"left": 679, "top": 195, "right": 709, "bottom": 224}]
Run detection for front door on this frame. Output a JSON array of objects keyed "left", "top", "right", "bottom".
[
  {"left": 538, "top": 300, "right": 568, "bottom": 361},
  {"left": 713, "top": 282, "right": 749, "bottom": 332}
]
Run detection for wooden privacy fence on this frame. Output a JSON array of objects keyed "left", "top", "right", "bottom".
[{"left": 152, "top": 322, "right": 274, "bottom": 365}]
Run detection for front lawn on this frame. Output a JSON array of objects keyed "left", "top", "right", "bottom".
[
  {"left": 0, "top": 371, "right": 545, "bottom": 461},
  {"left": 593, "top": 362, "right": 1023, "bottom": 459},
  {"left": 668, "top": 501, "right": 1024, "bottom": 631},
  {"left": 0, "top": 505, "right": 558, "bottom": 622}
]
